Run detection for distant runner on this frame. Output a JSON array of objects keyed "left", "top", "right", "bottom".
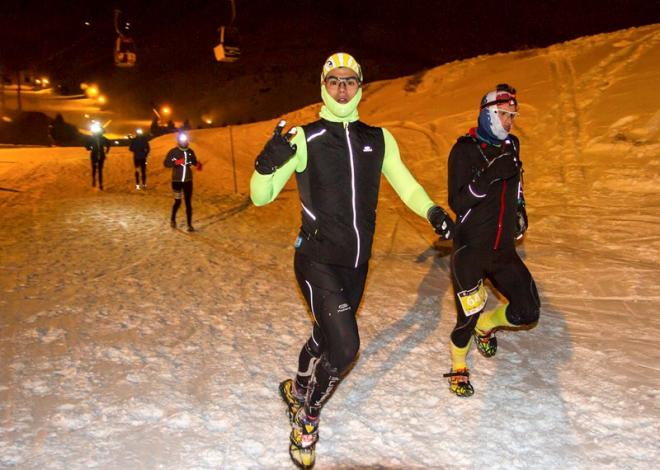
[
  {"left": 85, "top": 122, "right": 110, "bottom": 191},
  {"left": 163, "top": 132, "right": 200, "bottom": 232},
  {"left": 129, "top": 128, "right": 150, "bottom": 190}
]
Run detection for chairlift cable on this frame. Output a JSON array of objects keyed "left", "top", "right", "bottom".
[
  {"left": 113, "top": 9, "right": 123, "bottom": 37},
  {"left": 229, "top": 0, "right": 236, "bottom": 26}
]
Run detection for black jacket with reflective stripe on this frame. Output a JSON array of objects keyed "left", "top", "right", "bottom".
[
  {"left": 295, "top": 119, "right": 385, "bottom": 268},
  {"left": 448, "top": 133, "right": 522, "bottom": 249},
  {"left": 163, "top": 147, "right": 197, "bottom": 182}
]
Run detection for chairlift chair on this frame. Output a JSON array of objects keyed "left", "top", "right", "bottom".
[
  {"left": 214, "top": 26, "right": 240, "bottom": 62},
  {"left": 213, "top": 0, "right": 240, "bottom": 62},
  {"left": 113, "top": 9, "right": 136, "bottom": 67},
  {"left": 114, "top": 35, "right": 137, "bottom": 67}
]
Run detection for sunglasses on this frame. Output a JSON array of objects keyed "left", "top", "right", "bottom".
[
  {"left": 324, "top": 75, "right": 361, "bottom": 88},
  {"left": 495, "top": 108, "right": 519, "bottom": 119}
]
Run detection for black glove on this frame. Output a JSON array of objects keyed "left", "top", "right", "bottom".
[
  {"left": 514, "top": 199, "right": 528, "bottom": 240},
  {"left": 427, "top": 205, "right": 455, "bottom": 240},
  {"left": 473, "top": 152, "right": 519, "bottom": 193},
  {"left": 254, "top": 120, "right": 297, "bottom": 175}
]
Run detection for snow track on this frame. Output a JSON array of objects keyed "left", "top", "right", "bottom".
[{"left": 1, "top": 24, "right": 659, "bottom": 469}]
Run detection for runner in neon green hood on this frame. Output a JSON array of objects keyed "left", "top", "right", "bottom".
[
  {"left": 319, "top": 52, "right": 363, "bottom": 122},
  {"left": 249, "top": 52, "right": 455, "bottom": 469}
]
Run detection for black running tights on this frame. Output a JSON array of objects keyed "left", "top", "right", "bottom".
[
  {"left": 171, "top": 181, "right": 193, "bottom": 227},
  {"left": 293, "top": 251, "right": 368, "bottom": 416}
]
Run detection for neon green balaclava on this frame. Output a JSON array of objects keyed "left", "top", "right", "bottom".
[
  {"left": 319, "top": 52, "right": 363, "bottom": 123},
  {"left": 320, "top": 86, "right": 361, "bottom": 122}
]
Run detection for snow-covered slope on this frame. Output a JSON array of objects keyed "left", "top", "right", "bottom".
[{"left": 1, "top": 24, "right": 659, "bottom": 469}]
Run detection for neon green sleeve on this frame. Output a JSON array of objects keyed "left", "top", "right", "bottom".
[
  {"left": 381, "top": 128, "right": 435, "bottom": 219},
  {"left": 249, "top": 128, "right": 308, "bottom": 206}
]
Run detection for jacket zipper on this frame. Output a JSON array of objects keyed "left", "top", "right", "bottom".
[
  {"left": 493, "top": 180, "right": 507, "bottom": 250},
  {"left": 344, "top": 122, "right": 360, "bottom": 268}
]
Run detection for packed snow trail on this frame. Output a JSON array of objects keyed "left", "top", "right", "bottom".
[{"left": 1, "top": 24, "right": 659, "bottom": 469}]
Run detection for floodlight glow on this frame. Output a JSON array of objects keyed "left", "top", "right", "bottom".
[
  {"left": 161, "top": 106, "right": 171, "bottom": 116},
  {"left": 98, "top": 95, "right": 107, "bottom": 104},
  {"left": 86, "top": 85, "right": 99, "bottom": 98}
]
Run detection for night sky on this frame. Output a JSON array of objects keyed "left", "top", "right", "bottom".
[{"left": 2, "top": 0, "right": 659, "bottom": 124}]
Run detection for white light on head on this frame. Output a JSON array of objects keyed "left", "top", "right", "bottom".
[
  {"left": 136, "top": 128, "right": 143, "bottom": 135},
  {"left": 177, "top": 133, "right": 188, "bottom": 143},
  {"left": 90, "top": 122, "right": 102, "bottom": 134}
]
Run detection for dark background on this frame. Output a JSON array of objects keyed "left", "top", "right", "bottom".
[{"left": 1, "top": 0, "right": 659, "bottom": 126}]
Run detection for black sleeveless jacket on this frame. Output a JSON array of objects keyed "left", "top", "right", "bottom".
[{"left": 295, "top": 119, "right": 386, "bottom": 268}]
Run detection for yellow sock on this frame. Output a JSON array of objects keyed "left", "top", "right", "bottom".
[
  {"left": 450, "top": 342, "right": 471, "bottom": 371},
  {"left": 476, "top": 304, "right": 513, "bottom": 333}
]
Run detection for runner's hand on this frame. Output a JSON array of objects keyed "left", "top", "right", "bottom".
[
  {"left": 473, "top": 152, "right": 518, "bottom": 193},
  {"left": 254, "top": 120, "right": 297, "bottom": 175},
  {"left": 427, "top": 206, "right": 455, "bottom": 240}
]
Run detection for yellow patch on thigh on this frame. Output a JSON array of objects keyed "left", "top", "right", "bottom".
[{"left": 457, "top": 280, "right": 488, "bottom": 316}]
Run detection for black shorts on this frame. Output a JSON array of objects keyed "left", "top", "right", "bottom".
[{"left": 171, "top": 180, "right": 192, "bottom": 200}]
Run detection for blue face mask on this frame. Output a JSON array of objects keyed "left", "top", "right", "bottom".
[{"left": 477, "top": 106, "right": 509, "bottom": 143}]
